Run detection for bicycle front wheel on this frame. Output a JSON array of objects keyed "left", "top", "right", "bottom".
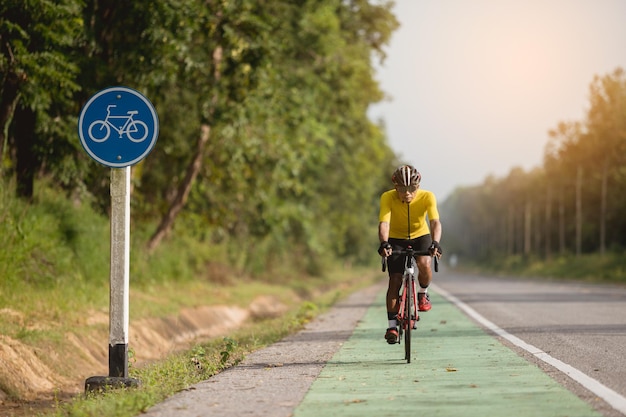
[
  {"left": 88, "top": 120, "right": 110, "bottom": 142},
  {"left": 404, "top": 278, "right": 412, "bottom": 363}
]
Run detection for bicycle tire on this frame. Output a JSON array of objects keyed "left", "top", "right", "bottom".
[
  {"left": 126, "top": 120, "right": 149, "bottom": 143},
  {"left": 397, "top": 284, "right": 404, "bottom": 346},
  {"left": 404, "top": 276, "right": 412, "bottom": 363},
  {"left": 88, "top": 120, "right": 110, "bottom": 142}
]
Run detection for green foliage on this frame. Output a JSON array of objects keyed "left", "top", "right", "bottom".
[
  {"left": 219, "top": 337, "right": 238, "bottom": 366},
  {"left": 0, "top": 179, "right": 102, "bottom": 288},
  {"left": 296, "top": 301, "right": 319, "bottom": 324},
  {"left": 2, "top": 0, "right": 400, "bottom": 292},
  {"left": 0, "top": 174, "right": 381, "bottom": 321},
  {"left": 0, "top": 0, "right": 82, "bottom": 109}
]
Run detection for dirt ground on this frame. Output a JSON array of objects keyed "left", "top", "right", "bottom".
[{"left": 0, "top": 295, "right": 288, "bottom": 417}]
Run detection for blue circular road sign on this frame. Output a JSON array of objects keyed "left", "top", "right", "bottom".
[{"left": 78, "top": 87, "right": 159, "bottom": 168}]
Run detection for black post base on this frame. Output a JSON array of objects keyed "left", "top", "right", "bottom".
[{"left": 84, "top": 375, "right": 141, "bottom": 393}]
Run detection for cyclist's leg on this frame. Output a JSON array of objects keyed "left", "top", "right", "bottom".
[
  {"left": 416, "top": 256, "right": 433, "bottom": 287},
  {"left": 386, "top": 238, "right": 407, "bottom": 317},
  {"left": 384, "top": 272, "right": 402, "bottom": 344},
  {"left": 416, "top": 257, "right": 433, "bottom": 311},
  {"left": 412, "top": 235, "right": 433, "bottom": 311},
  {"left": 410, "top": 234, "right": 433, "bottom": 287},
  {"left": 385, "top": 239, "right": 406, "bottom": 343},
  {"left": 386, "top": 273, "right": 403, "bottom": 317}
]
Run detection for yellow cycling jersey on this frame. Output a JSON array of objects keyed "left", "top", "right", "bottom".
[{"left": 378, "top": 189, "right": 439, "bottom": 239}]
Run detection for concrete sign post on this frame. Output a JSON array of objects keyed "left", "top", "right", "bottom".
[
  {"left": 108, "top": 167, "right": 131, "bottom": 379},
  {"left": 78, "top": 87, "right": 159, "bottom": 391}
]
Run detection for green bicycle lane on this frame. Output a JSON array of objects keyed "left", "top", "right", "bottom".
[{"left": 293, "top": 290, "right": 602, "bottom": 417}]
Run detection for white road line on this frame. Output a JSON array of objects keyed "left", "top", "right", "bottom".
[{"left": 432, "top": 284, "right": 626, "bottom": 416}]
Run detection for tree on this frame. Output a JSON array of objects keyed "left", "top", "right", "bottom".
[
  {"left": 0, "top": 0, "right": 82, "bottom": 197},
  {"left": 584, "top": 68, "right": 626, "bottom": 250},
  {"left": 442, "top": 67, "right": 626, "bottom": 262},
  {"left": 2, "top": 0, "right": 402, "bottom": 274}
]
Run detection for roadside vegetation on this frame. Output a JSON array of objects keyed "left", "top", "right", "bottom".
[
  {"left": 458, "top": 253, "right": 626, "bottom": 284},
  {"left": 0, "top": 179, "right": 381, "bottom": 416}
]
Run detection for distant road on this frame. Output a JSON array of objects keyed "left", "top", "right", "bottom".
[{"left": 434, "top": 271, "right": 626, "bottom": 417}]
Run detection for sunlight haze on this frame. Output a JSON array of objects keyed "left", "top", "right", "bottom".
[{"left": 369, "top": 0, "right": 626, "bottom": 201}]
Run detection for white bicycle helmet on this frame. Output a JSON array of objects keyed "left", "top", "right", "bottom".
[{"left": 391, "top": 165, "right": 421, "bottom": 186}]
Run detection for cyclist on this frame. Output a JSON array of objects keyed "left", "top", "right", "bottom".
[{"left": 378, "top": 165, "right": 442, "bottom": 344}]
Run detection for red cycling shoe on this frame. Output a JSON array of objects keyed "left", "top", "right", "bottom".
[
  {"left": 418, "top": 293, "right": 432, "bottom": 311},
  {"left": 384, "top": 327, "right": 398, "bottom": 344}
]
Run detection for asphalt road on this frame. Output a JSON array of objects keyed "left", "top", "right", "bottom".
[{"left": 141, "top": 271, "right": 626, "bottom": 417}]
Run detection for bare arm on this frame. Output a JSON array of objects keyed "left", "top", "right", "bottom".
[
  {"left": 379, "top": 221, "right": 390, "bottom": 243},
  {"left": 430, "top": 219, "right": 442, "bottom": 256},
  {"left": 378, "top": 221, "right": 392, "bottom": 257},
  {"left": 429, "top": 219, "right": 442, "bottom": 243}
]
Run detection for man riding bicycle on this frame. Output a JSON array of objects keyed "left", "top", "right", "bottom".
[{"left": 378, "top": 165, "right": 442, "bottom": 344}]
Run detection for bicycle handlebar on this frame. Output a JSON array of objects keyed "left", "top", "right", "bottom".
[
  {"left": 381, "top": 248, "right": 440, "bottom": 273},
  {"left": 393, "top": 248, "right": 433, "bottom": 257}
]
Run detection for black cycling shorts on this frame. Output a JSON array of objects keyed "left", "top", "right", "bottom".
[{"left": 386, "top": 235, "right": 432, "bottom": 275}]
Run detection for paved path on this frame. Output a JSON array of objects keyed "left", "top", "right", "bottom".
[
  {"left": 142, "top": 280, "right": 605, "bottom": 417},
  {"left": 141, "top": 282, "right": 384, "bottom": 416}
]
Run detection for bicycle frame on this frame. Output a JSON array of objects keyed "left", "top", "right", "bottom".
[
  {"left": 104, "top": 105, "right": 140, "bottom": 137},
  {"left": 396, "top": 247, "right": 422, "bottom": 363},
  {"left": 87, "top": 105, "right": 149, "bottom": 143}
]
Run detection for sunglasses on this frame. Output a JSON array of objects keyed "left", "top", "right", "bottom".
[{"left": 396, "top": 184, "right": 418, "bottom": 193}]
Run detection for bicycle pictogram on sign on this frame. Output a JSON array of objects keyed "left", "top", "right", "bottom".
[
  {"left": 88, "top": 105, "right": 149, "bottom": 143},
  {"left": 78, "top": 86, "right": 159, "bottom": 168}
]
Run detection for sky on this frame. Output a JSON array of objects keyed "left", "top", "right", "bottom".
[{"left": 368, "top": 0, "right": 626, "bottom": 201}]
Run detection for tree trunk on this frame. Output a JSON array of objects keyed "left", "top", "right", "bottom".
[
  {"left": 498, "top": 214, "right": 505, "bottom": 255},
  {"left": 575, "top": 165, "right": 582, "bottom": 257},
  {"left": 147, "top": 124, "right": 210, "bottom": 252},
  {"left": 0, "top": 58, "right": 26, "bottom": 173},
  {"left": 545, "top": 185, "right": 552, "bottom": 260},
  {"left": 146, "top": 45, "right": 223, "bottom": 252},
  {"left": 507, "top": 205, "right": 514, "bottom": 256},
  {"left": 600, "top": 160, "right": 607, "bottom": 255},
  {"left": 0, "top": 82, "right": 18, "bottom": 169},
  {"left": 14, "top": 105, "right": 37, "bottom": 199},
  {"left": 534, "top": 200, "right": 541, "bottom": 256},
  {"left": 558, "top": 188, "right": 565, "bottom": 255},
  {"left": 524, "top": 201, "right": 531, "bottom": 255}
]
